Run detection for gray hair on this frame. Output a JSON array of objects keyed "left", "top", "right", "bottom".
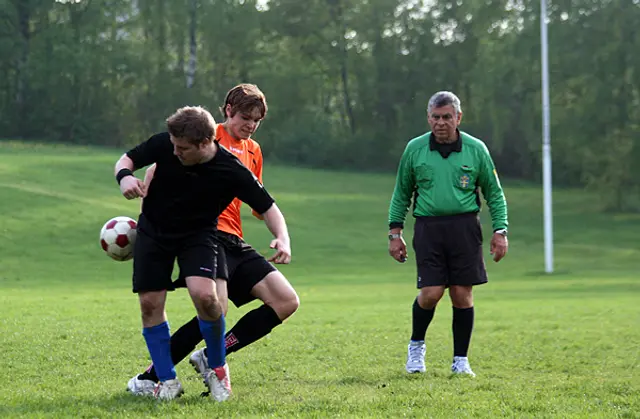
[{"left": 427, "top": 91, "right": 462, "bottom": 115}]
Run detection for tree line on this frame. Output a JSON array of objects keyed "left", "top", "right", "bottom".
[{"left": 1, "top": 0, "right": 638, "bottom": 210}]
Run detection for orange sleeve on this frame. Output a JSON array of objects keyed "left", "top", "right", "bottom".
[{"left": 252, "top": 142, "right": 266, "bottom": 219}]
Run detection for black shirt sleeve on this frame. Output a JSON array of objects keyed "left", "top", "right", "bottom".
[
  {"left": 232, "top": 163, "right": 275, "bottom": 214},
  {"left": 125, "top": 132, "right": 172, "bottom": 170}
]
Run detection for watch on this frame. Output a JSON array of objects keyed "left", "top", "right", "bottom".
[
  {"left": 388, "top": 233, "right": 403, "bottom": 240},
  {"left": 494, "top": 229, "right": 508, "bottom": 237}
]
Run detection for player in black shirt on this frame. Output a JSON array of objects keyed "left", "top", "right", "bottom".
[{"left": 114, "top": 106, "right": 291, "bottom": 401}]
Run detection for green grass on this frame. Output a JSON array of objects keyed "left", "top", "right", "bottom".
[{"left": 0, "top": 140, "right": 638, "bottom": 418}]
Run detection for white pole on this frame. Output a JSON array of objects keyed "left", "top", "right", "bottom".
[{"left": 541, "top": 0, "right": 554, "bottom": 273}]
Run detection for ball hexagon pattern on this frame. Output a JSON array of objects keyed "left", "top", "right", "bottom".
[{"left": 99, "top": 216, "right": 137, "bottom": 261}]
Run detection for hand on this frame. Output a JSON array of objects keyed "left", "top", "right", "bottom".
[
  {"left": 490, "top": 232, "right": 508, "bottom": 262},
  {"left": 388, "top": 237, "right": 408, "bottom": 263},
  {"left": 120, "top": 176, "right": 146, "bottom": 200},
  {"left": 267, "top": 237, "right": 291, "bottom": 264}
]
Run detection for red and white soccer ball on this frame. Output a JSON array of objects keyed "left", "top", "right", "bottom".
[{"left": 100, "top": 216, "right": 137, "bottom": 261}]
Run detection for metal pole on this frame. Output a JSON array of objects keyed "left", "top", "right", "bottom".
[{"left": 541, "top": 0, "right": 554, "bottom": 273}]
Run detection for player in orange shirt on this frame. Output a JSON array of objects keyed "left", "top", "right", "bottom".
[{"left": 127, "top": 84, "right": 300, "bottom": 396}]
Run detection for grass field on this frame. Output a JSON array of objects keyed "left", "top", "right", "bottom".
[{"left": 0, "top": 141, "right": 639, "bottom": 418}]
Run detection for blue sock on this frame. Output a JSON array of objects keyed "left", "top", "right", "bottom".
[
  {"left": 142, "top": 322, "right": 176, "bottom": 382},
  {"left": 198, "top": 316, "right": 226, "bottom": 368}
]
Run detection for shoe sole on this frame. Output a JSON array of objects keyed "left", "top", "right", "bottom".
[
  {"left": 156, "top": 390, "right": 184, "bottom": 401},
  {"left": 189, "top": 357, "right": 210, "bottom": 394}
]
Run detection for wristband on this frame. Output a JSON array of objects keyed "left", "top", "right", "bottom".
[{"left": 116, "top": 168, "right": 134, "bottom": 185}]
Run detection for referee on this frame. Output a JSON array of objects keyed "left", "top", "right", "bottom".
[{"left": 387, "top": 91, "right": 508, "bottom": 377}]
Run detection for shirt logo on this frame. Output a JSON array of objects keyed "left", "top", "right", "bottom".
[
  {"left": 460, "top": 175, "right": 470, "bottom": 188},
  {"left": 229, "top": 146, "right": 243, "bottom": 155}
]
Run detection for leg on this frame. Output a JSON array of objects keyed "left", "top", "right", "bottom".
[
  {"left": 449, "top": 286, "right": 474, "bottom": 359},
  {"left": 138, "top": 290, "right": 178, "bottom": 384},
  {"left": 129, "top": 226, "right": 183, "bottom": 399},
  {"left": 186, "top": 275, "right": 226, "bottom": 367},
  {"left": 226, "top": 271, "right": 299, "bottom": 354},
  {"left": 412, "top": 285, "right": 445, "bottom": 340},
  {"left": 406, "top": 217, "right": 448, "bottom": 373},
  {"left": 447, "top": 214, "right": 486, "bottom": 376},
  {"left": 186, "top": 275, "right": 232, "bottom": 402},
  {"left": 139, "top": 279, "right": 227, "bottom": 382}
]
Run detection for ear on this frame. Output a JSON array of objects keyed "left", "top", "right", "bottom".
[
  {"left": 199, "top": 137, "right": 213, "bottom": 149},
  {"left": 225, "top": 104, "right": 233, "bottom": 119},
  {"left": 456, "top": 111, "right": 463, "bottom": 124}
]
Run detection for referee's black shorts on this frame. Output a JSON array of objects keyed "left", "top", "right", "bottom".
[
  {"left": 132, "top": 217, "right": 218, "bottom": 294},
  {"left": 172, "top": 231, "right": 277, "bottom": 307},
  {"left": 412, "top": 212, "right": 488, "bottom": 288}
]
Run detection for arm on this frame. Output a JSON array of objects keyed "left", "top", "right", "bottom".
[
  {"left": 261, "top": 203, "right": 291, "bottom": 264},
  {"left": 114, "top": 153, "right": 146, "bottom": 200},
  {"left": 139, "top": 163, "right": 157, "bottom": 211},
  {"left": 232, "top": 162, "right": 289, "bottom": 263},
  {"left": 477, "top": 145, "right": 509, "bottom": 262},
  {"left": 388, "top": 146, "right": 414, "bottom": 263},
  {"left": 251, "top": 146, "right": 265, "bottom": 220},
  {"left": 477, "top": 145, "right": 508, "bottom": 232},
  {"left": 115, "top": 133, "right": 168, "bottom": 200}
]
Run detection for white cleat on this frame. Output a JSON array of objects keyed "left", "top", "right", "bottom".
[
  {"left": 189, "top": 348, "right": 210, "bottom": 379},
  {"left": 206, "top": 363, "right": 232, "bottom": 402},
  {"left": 126, "top": 374, "right": 156, "bottom": 397},
  {"left": 451, "top": 356, "right": 476, "bottom": 377},
  {"left": 153, "top": 378, "right": 184, "bottom": 400},
  {"left": 406, "top": 340, "right": 426, "bottom": 373}
]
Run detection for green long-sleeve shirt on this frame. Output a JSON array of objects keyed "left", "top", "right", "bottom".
[{"left": 388, "top": 131, "right": 508, "bottom": 231}]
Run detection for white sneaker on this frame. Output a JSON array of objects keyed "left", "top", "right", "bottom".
[
  {"left": 206, "top": 364, "right": 232, "bottom": 402},
  {"left": 405, "top": 340, "right": 426, "bottom": 373},
  {"left": 153, "top": 378, "right": 184, "bottom": 400},
  {"left": 189, "top": 348, "right": 210, "bottom": 379},
  {"left": 451, "top": 356, "right": 476, "bottom": 377},
  {"left": 126, "top": 374, "right": 156, "bottom": 396}
]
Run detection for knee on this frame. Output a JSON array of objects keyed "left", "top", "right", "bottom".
[
  {"left": 450, "top": 286, "right": 473, "bottom": 308},
  {"left": 139, "top": 294, "right": 163, "bottom": 319},
  {"left": 192, "top": 290, "right": 220, "bottom": 313},
  {"left": 271, "top": 290, "right": 300, "bottom": 321},
  {"left": 417, "top": 288, "right": 445, "bottom": 309}
]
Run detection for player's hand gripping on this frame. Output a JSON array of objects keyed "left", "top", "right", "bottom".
[
  {"left": 389, "top": 236, "right": 408, "bottom": 263},
  {"left": 490, "top": 232, "right": 508, "bottom": 262},
  {"left": 267, "top": 237, "right": 291, "bottom": 264},
  {"left": 120, "top": 175, "right": 146, "bottom": 200}
]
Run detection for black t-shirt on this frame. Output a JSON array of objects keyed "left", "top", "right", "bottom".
[{"left": 126, "top": 132, "right": 275, "bottom": 234}]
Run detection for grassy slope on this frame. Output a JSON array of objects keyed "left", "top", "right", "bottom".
[{"left": 0, "top": 141, "right": 638, "bottom": 418}]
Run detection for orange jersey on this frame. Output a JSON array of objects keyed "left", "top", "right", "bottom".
[{"left": 216, "top": 124, "right": 264, "bottom": 239}]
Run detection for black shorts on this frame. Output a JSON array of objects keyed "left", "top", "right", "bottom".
[
  {"left": 173, "top": 231, "right": 277, "bottom": 307},
  {"left": 412, "top": 212, "right": 487, "bottom": 288},
  {"left": 132, "top": 218, "right": 217, "bottom": 293}
]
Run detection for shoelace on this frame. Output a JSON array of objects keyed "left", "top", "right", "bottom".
[
  {"left": 408, "top": 345, "right": 424, "bottom": 362},
  {"left": 452, "top": 360, "right": 470, "bottom": 372}
]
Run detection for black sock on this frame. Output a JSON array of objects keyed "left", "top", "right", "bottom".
[
  {"left": 411, "top": 298, "right": 435, "bottom": 341},
  {"left": 142, "top": 316, "right": 203, "bottom": 382},
  {"left": 452, "top": 306, "right": 474, "bottom": 357},
  {"left": 224, "top": 304, "right": 282, "bottom": 355}
]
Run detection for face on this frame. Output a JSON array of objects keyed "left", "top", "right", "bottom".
[
  {"left": 224, "top": 104, "right": 263, "bottom": 140},
  {"left": 170, "top": 135, "right": 208, "bottom": 166},
  {"left": 428, "top": 104, "right": 462, "bottom": 142}
]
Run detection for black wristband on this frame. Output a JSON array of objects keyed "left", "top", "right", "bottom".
[{"left": 116, "top": 168, "right": 134, "bottom": 185}]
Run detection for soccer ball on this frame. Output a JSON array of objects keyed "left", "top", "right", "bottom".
[{"left": 100, "top": 216, "right": 137, "bottom": 261}]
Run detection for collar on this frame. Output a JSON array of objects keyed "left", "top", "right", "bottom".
[{"left": 429, "top": 130, "right": 462, "bottom": 158}]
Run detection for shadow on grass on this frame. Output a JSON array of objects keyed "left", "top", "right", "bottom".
[{"left": 0, "top": 391, "right": 213, "bottom": 417}]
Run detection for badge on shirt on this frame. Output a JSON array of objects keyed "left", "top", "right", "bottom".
[{"left": 460, "top": 174, "right": 471, "bottom": 188}]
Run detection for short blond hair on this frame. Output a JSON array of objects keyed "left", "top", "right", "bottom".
[{"left": 166, "top": 106, "right": 216, "bottom": 145}]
